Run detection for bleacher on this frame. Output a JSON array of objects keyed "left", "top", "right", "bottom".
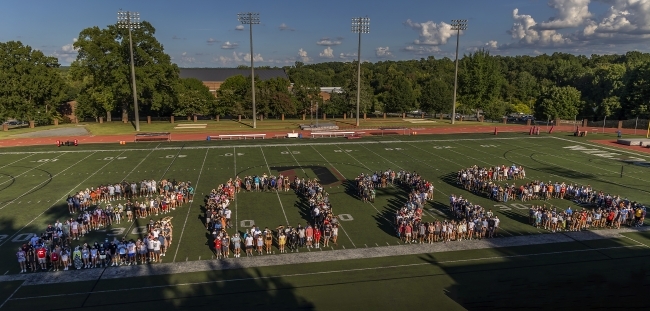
[
  {"left": 207, "top": 134, "right": 266, "bottom": 140},
  {"left": 134, "top": 132, "right": 171, "bottom": 142},
  {"left": 310, "top": 131, "right": 364, "bottom": 138}
]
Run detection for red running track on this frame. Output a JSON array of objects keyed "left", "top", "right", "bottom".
[{"left": 0, "top": 124, "right": 643, "bottom": 148}]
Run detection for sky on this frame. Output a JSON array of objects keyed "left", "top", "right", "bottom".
[{"left": 2, "top": 0, "right": 650, "bottom": 67}]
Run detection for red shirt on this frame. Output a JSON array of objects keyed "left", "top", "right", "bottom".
[
  {"left": 36, "top": 248, "right": 46, "bottom": 259},
  {"left": 313, "top": 229, "right": 321, "bottom": 241},
  {"left": 214, "top": 239, "right": 222, "bottom": 249}
]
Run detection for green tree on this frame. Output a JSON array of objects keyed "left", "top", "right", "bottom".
[
  {"left": 459, "top": 50, "right": 505, "bottom": 117},
  {"left": 419, "top": 78, "right": 452, "bottom": 116},
  {"left": 383, "top": 74, "right": 416, "bottom": 113},
  {"left": 0, "top": 41, "right": 67, "bottom": 123},
  {"left": 174, "top": 78, "right": 215, "bottom": 117},
  {"left": 216, "top": 75, "right": 249, "bottom": 117},
  {"left": 71, "top": 21, "right": 179, "bottom": 121},
  {"left": 535, "top": 86, "right": 583, "bottom": 120}
]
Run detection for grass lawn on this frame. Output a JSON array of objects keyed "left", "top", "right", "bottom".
[{"left": 0, "top": 132, "right": 649, "bottom": 309}]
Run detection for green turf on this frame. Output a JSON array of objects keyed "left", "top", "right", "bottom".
[{"left": 1, "top": 133, "right": 649, "bottom": 309}]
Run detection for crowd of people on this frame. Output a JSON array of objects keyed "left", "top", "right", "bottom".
[
  {"left": 455, "top": 165, "right": 647, "bottom": 232},
  {"left": 205, "top": 175, "right": 341, "bottom": 258},
  {"left": 16, "top": 179, "right": 186, "bottom": 273}
]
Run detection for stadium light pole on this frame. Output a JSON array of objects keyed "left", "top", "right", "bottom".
[
  {"left": 238, "top": 12, "right": 260, "bottom": 129},
  {"left": 117, "top": 10, "right": 142, "bottom": 131},
  {"left": 450, "top": 19, "right": 467, "bottom": 125},
  {"left": 351, "top": 17, "right": 369, "bottom": 127}
]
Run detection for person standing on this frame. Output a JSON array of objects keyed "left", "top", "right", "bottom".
[{"left": 16, "top": 247, "right": 26, "bottom": 273}]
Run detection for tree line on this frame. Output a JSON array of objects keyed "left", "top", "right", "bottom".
[{"left": 1, "top": 21, "right": 650, "bottom": 124}]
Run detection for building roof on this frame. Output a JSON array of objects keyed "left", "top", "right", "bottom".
[{"left": 179, "top": 68, "right": 288, "bottom": 82}]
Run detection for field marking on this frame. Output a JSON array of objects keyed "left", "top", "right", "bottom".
[
  {"left": 552, "top": 136, "right": 650, "bottom": 160},
  {"left": 0, "top": 152, "right": 97, "bottom": 211},
  {"left": 620, "top": 235, "right": 650, "bottom": 248},
  {"left": 495, "top": 140, "right": 649, "bottom": 193},
  {"left": 0, "top": 153, "right": 35, "bottom": 171},
  {"left": 0, "top": 137, "right": 554, "bottom": 155},
  {"left": 310, "top": 145, "right": 357, "bottom": 248},
  {"left": 8, "top": 244, "right": 644, "bottom": 301},
  {"left": 0, "top": 280, "right": 23, "bottom": 309},
  {"left": 172, "top": 149, "right": 209, "bottom": 263},
  {"left": 120, "top": 143, "right": 161, "bottom": 182},
  {"left": 0, "top": 151, "right": 125, "bottom": 247},
  {"left": 0, "top": 153, "right": 66, "bottom": 189},
  {"left": 259, "top": 147, "right": 289, "bottom": 225},
  {"left": 500, "top": 138, "right": 650, "bottom": 184},
  {"left": 285, "top": 146, "right": 307, "bottom": 175}
]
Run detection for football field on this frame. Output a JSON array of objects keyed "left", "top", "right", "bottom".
[{"left": 0, "top": 133, "right": 649, "bottom": 309}]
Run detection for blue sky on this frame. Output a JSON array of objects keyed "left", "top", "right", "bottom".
[{"left": 1, "top": 0, "right": 650, "bottom": 67}]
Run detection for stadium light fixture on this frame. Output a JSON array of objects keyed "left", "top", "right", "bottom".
[
  {"left": 238, "top": 12, "right": 261, "bottom": 129},
  {"left": 117, "top": 10, "right": 142, "bottom": 131},
  {"left": 450, "top": 19, "right": 467, "bottom": 125},
  {"left": 351, "top": 17, "right": 369, "bottom": 127}
]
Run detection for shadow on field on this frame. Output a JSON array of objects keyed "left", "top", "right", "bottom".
[
  {"left": 4, "top": 255, "right": 315, "bottom": 310},
  {"left": 414, "top": 238, "right": 650, "bottom": 310}
]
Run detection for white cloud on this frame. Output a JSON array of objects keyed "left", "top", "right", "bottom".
[
  {"left": 232, "top": 51, "right": 263, "bottom": 63},
  {"left": 538, "top": 0, "right": 592, "bottom": 30},
  {"left": 221, "top": 41, "right": 238, "bottom": 49},
  {"left": 485, "top": 40, "right": 498, "bottom": 48},
  {"left": 375, "top": 46, "right": 393, "bottom": 58},
  {"left": 207, "top": 38, "right": 218, "bottom": 45},
  {"left": 52, "top": 38, "right": 78, "bottom": 64},
  {"left": 279, "top": 23, "right": 294, "bottom": 31},
  {"left": 316, "top": 38, "right": 342, "bottom": 46},
  {"left": 298, "top": 48, "right": 311, "bottom": 62},
  {"left": 319, "top": 47, "right": 334, "bottom": 58},
  {"left": 339, "top": 52, "right": 357, "bottom": 60},
  {"left": 181, "top": 52, "right": 196, "bottom": 64},
  {"left": 403, "top": 19, "right": 455, "bottom": 45},
  {"left": 235, "top": 25, "right": 245, "bottom": 31},
  {"left": 585, "top": 0, "right": 650, "bottom": 36},
  {"left": 216, "top": 56, "right": 232, "bottom": 65},
  {"left": 506, "top": 8, "right": 572, "bottom": 47},
  {"left": 402, "top": 45, "right": 441, "bottom": 54}
]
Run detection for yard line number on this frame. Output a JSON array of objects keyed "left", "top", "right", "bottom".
[
  {"left": 494, "top": 203, "right": 530, "bottom": 211},
  {"left": 281, "top": 151, "right": 300, "bottom": 154}
]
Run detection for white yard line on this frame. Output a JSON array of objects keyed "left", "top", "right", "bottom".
[
  {"left": 0, "top": 153, "right": 66, "bottom": 189},
  {"left": 285, "top": 146, "right": 307, "bottom": 174},
  {"left": 120, "top": 143, "right": 160, "bottom": 182},
  {"left": 0, "top": 153, "right": 35, "bottom": 170},
  {"left": 0, "top": 152, "right": 97, "bottom": 211},
  {"left": 8, "top": 244, "right": 643, "bottom": 300},
  {"left": 259, "top": 147, "right": 289, "bottom": 225},
  {"left": 173, "top": 149, "right": 209, "bottom": 262},
  {"left": 0, "top": 281, "right": 23, "bottom": 309},
  {"left": 309, "top": 145, "right": 357, "bottom": 248},
  {"left": 0, "top": 151, "right": 126, "bottom": 247}
]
